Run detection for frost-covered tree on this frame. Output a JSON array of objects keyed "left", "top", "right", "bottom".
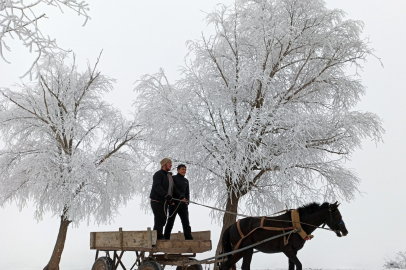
[
  {"left": 135, "top": 0, "right": 383, "bottom": 254},
  {"left": 0, "top": 54, "right": 141, "bottom": 270},
  {"left": 384, "top": 251, "right": 406, "bottom": 269},
  {"left": 0, "top": 0, "right": 89, "bottom": 76}
]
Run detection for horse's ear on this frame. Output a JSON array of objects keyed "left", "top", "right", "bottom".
[{"left": 334, "top": 201, "right": 338, "bottom": 205}]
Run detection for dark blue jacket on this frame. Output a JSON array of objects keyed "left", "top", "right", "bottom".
[{"left": 173, "top": 174, "right": 190, "bottom": 201}]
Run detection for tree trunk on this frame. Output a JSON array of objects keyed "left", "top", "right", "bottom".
[
  {"left": 213, "top": 192, "right": 240, "bottom": 270},
  {"left": 43, "top": 215, "right": 71, "bottom": 270}
]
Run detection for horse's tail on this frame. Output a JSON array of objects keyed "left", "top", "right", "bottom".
[{"left": 219, "top": 225, "right": 235, "bottom": 270}]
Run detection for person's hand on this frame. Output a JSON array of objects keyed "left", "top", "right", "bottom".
[
  {"left": 165, "top": 194, "right": 173, "bottom": 204},
  {"left": 181, "top": 198, "right": 189, "bottom": 205}
]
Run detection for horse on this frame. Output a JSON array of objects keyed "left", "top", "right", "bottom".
[{"left": 219, "top": 202, "right": 348, "bottom": 270}]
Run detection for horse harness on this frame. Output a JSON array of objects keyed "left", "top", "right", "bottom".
[
  {"left": 233, "top": 210, "right": 314, "bottom": 251},
  {"left": 324, "top": 205, "right": 346, "bottom": 234}
]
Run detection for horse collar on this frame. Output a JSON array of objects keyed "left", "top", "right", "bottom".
[{"left": 291, "top": 209, "right": 314, "bottom": 241}]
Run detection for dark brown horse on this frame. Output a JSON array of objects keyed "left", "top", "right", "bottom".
[{"left": 219, "top": 202, "right": 348, "bottom": 270}]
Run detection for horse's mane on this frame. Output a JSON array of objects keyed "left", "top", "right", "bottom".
[{"left": 296, "top": 202, "right": 330, "bottom": 216}]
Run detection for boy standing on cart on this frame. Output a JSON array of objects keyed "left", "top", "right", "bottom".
[
  {"left": 164, "top": 164, "right": 193, "bottom": 240},
  {"left": 150, "top": 158, "right": 185, "bottom": 240}
]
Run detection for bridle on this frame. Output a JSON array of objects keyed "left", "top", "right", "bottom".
[{"left": 322, "top": 204, "right": 345, "bottom": 234}]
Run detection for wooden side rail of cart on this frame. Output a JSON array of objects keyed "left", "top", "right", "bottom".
[{"left": 90, "top": 228, "right": 212, "bottom": 270}]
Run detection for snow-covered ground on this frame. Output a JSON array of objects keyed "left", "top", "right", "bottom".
[{"left": 3, "top": 268, "right": 394, "bottom": 270}]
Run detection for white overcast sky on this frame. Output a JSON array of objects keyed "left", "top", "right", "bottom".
[{"left": 1, "top": 1, "right": 405, "bottom": 270}]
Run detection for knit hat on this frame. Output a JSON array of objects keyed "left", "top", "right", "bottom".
[{"left": 160, "top": 158, "right": 172, "bottom": 167}]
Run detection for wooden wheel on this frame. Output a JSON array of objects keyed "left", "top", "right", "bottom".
[
  {"left": 138, "top": 261, "right": 163, "bottom": 270},
  {"left": 92, "top": 257, "right": 114, "bottom": 270},
  {"left": 176, "top": 259, "right": 203, "bottom": 270}
]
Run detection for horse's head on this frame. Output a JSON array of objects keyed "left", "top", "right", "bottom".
[{"left": 324, "top": 202, "right": 348, "bottom": 237}]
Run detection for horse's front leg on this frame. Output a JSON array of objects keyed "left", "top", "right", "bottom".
[
  {"left": 283, "top": 249, "right": 301, "bottom": 270},
  {"left": 241, "top": 248, "right": 254, "bottom": 270},
  {"left": 288, "top": 258, "right": 295, "bottom": 270}
]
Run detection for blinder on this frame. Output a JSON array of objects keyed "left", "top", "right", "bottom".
[{"left": 328, "top": 204, "right": 345, "bottom": 232}]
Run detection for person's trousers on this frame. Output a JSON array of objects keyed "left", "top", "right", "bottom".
[
  {"left": 164, "top": 203, "right": 193, "bottom": 240},
  {"left": 151, "top": 200, "right": 168, "bottom": 239}
]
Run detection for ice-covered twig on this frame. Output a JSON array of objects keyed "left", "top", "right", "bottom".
[{"left": 0, "top": 0, "right": 90, "bottom": 76}]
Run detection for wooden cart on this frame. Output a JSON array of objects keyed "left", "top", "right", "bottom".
[{"left": 90, "top": 228, "right": 212, "bottom": 270}]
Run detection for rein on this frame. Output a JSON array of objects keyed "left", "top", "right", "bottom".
[
  {"left": 172, "top": 198, "right": 336, "bottom": 232},
  {"left": 163, "top": 200, "right": 182, "bottom": 218}
]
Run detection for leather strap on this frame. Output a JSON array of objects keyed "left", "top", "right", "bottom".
[
  {"left": 231, "top": 210, "right": 315, "bottom": 251},
  {"left": 233, "top": 218, "right": 294, "bottom": 251},
  {"left": 237, "top": 219, "right": 244, "bottom": 238},
  {"left": 235, "top": 219, "right": 245, "bottom": 251},
  {"left": 260, "top": 216, "right": 265, "bottom": 228},
  {"left": 291, "top": 209, "right": 314, "bottom": 240}
]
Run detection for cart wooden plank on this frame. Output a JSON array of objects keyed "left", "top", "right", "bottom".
[
  {"left": 90, "top": 229, "right": 157, "bottom": 249},
  {"left": 90, "top": 229, "right": 211, "bottom": 254},
  {"left": 154, "top": 239, "right": 211, "bottom": 254},
  {"left": 170, "top": 231, "right": 210, "bottom": 241}
]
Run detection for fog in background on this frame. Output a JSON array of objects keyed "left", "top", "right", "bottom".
[{"left": 0, "top": 1, "right": 405, "bottom": 269}]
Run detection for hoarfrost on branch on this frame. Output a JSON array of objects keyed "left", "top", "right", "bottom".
[
  {"left": 135, "top": 0, "right": 384, "bottom": 220},
  {"left": 0, "top": 0, "right": 89, "bottom": 76},
  {"left": 0, "top": 53, "right": 142, "bottom": 225}
]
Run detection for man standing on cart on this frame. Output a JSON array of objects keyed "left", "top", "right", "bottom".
[
  {"left": 164, "top": 164, "right": 193, "bottom": 240},
  {"left": 150, "top": 158, "right": 185, "bottom": 240}
]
